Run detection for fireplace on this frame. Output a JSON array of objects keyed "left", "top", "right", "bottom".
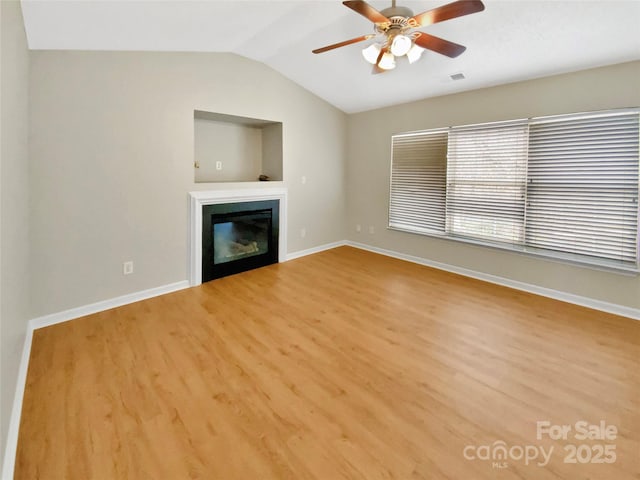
[
  {"left": 189, "top": 188, "right": 287, "bottom": 286},
  {"left": 202, "top": 200, "right": 279, "bottom": 281}
]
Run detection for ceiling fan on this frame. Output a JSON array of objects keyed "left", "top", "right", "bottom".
[{"left": 312, "top": 0, "right": 485, "bottom": 73}]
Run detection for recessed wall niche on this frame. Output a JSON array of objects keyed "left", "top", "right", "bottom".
[{"left": 194, "top": 110, "right": 283, "bottom": 183}]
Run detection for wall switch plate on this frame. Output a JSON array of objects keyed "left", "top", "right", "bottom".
[
  {"left": 301, "top": 176, "right": 307, "bottom": 185},
  {"left": 123, "top": 261, "right": 134, "bottom": 275},
  {"left": 369, "top": 226, "right": 375, "bottom": 234},
  {"left": 215, "top": 161, "right": 222, "bottom": 170},
  {"left": 356, "top": 224, "right": 361, "bottom": 232},
  {"left": 300, "top": 228, "right": 307, "bottom": 238}
]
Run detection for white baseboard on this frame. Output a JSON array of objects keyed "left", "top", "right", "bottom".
[
  {"left": 286, "top": 240, "right": 347, "bottom": 261},
  {"left": 1, "top": 327, "right": 33, "bottom": 480},
  {"left": 347, "top": 241, "right": 640, "bottom": 321},
  {"left": 29, "top": 280, "right": 190, "bottom": 331}
]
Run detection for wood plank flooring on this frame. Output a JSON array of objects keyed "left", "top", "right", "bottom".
[{"left": 15, "top": 246, "right": 640, "bottom": 479}]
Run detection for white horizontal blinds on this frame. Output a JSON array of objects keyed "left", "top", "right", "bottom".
[
  {"left": 526, "top": 111, "right": 640, "bottom": 265},
  {"left": 446, "top": 121, "right": 529, "bottom": 244},
  {"left": 389, "top": 130, "right": 448, "bottom": 234}
]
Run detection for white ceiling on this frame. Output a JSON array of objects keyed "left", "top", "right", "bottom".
[{"left": 20, "top": 0, "right": 640, "bottom": 113}]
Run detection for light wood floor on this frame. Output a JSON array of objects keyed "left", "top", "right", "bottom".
[{"left": 15, "top": 246, "right": 640, "bottom": 479}]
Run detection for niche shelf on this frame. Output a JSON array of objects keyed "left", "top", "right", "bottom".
[{"left": 194, "top": 110, "right": 283, "bottom": 183}]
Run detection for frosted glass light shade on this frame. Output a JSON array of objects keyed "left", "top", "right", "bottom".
[
  {"left": 362, "top": 44, "right": 381, "bottom": 64},
  {"left": 406, "top": 44, "right": 424, "bottom": 64},
  {"left": 378, "top": 52, "right": 396, "bottom": 70},
  {"left": 390, "top": 35, "right": 412, "bottom": 56}
]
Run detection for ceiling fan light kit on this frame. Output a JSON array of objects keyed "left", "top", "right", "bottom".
[
  {"left": 406, "top": 44, "right": 425, "bottom": 64},
  {"left": 390, "top": 34, "right": 412, "bottom": 56},
  {"left": 313, "top": 0, "right": 485, "bottom": 74},
  {"left": 378, "top": 51, "right": 397, "bottom": 70},
  {"left": 362, "top": 43, "right": 382, "bottom": 64}
]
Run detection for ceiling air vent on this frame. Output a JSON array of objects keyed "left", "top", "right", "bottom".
[{"left": 450, "top": 73, "right": 465, "bottom": 81}]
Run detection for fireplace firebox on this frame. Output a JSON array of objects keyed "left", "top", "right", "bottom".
[{"left": 202, "top": 200, "right": 279, "bottom": 281}]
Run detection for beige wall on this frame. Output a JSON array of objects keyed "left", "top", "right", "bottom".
[
  {"left": 194, "top": 119, "right": 262, "bottom": 182},
  {"left": 0, "top": 0, "right": 30, "bottom": 464},
  {"left": 347, "top": 61, "right": 640, "bottom": 310},
  {"left": 29, "top": 51, "right": 347, "bottom": 317}
]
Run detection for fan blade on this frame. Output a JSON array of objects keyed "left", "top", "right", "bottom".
[
  {"left": 409, "top": 0, "right": 485, "bottom": 28},
  {"left": 312, "top": 34, "right": 374, "bottom": 54},
  {"left": 343, "top": 0, "right": 390, "bottom": 25},
  {"left": 414, "top": 31, "right": 466, "bottom": 58}
]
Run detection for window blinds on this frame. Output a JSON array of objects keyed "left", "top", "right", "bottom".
[
  {"left": 526, "top": 111, "right": 639, "bottom": 265},
  {"left": 387, "top": 108, "right": 639, "bottom": 271},
  {"left": 446, "top": 121, "right": 529, "bottom": 244},
  {"left": 389, "top": 129, "right": 447, "bottom": 234}
]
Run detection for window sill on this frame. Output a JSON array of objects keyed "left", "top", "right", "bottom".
[{"left": 388, "top": 226, "right": 639, "bottom": 276}]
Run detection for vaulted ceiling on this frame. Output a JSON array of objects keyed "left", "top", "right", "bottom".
[{"left": 20, "top": 0, "right": 640, "bottom": 113}]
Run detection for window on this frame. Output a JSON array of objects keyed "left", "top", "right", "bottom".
[
  {"left": 388, "top": 108, "right": 640, "bottom": 272},
  {"left": 526, "top": 112, "right": 639, "bottom": 265},
  {"left": 389, "top": 129, "right": 447, "bottom": 235},
  {"left": 446, "top": 121, "right": 529, "bottom": 244}
]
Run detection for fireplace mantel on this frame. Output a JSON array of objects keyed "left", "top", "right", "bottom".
[{"left": 189, "top": 188, "right": 287, "bottom": 286}]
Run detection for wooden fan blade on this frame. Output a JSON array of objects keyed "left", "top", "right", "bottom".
[
  {"left": 409, "top": 0, "right": 485, "bottom": 28},
  {"left": 414, "top": 31, "right": 467, "bottom": 58},
  {"left": 312, "top": 34, "right": 374, "bottom": 54},
  {"left": 343, "top": 0, "right": 390, "bottom": 25}
]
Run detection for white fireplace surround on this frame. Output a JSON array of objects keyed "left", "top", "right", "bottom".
[{"left": 189, "top": 188, "right": 288, "bottom": 286}]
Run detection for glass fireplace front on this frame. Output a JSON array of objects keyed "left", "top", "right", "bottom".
[
  {"left": 202, "top": 200, "right": 279, "bottom": 282},
  {"left": 213, "top": 211, "right": 270, "bottom": 265}
]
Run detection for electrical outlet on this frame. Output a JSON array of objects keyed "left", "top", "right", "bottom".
[
  {"left": 215, "top": 161, "right": 222, "bottom": 170},
  {"left": 301, "top": 175, "right": 307, "bottom": 185},
  {"left": 123, "top": 261, "right": 134, "bottom": 275},
  {"left": 356, "top": 224, "right": 361, "bottom": 232},
  {"left": 369, "top": 226, "right": 375, "bottom": 234},
  {"left": 300, "top": 228, "right": 307, "bottom": 238}
]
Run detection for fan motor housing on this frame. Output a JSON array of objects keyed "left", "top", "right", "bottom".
[{"left": 376, "top": 15, "right": 411, "bottom": 36}]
